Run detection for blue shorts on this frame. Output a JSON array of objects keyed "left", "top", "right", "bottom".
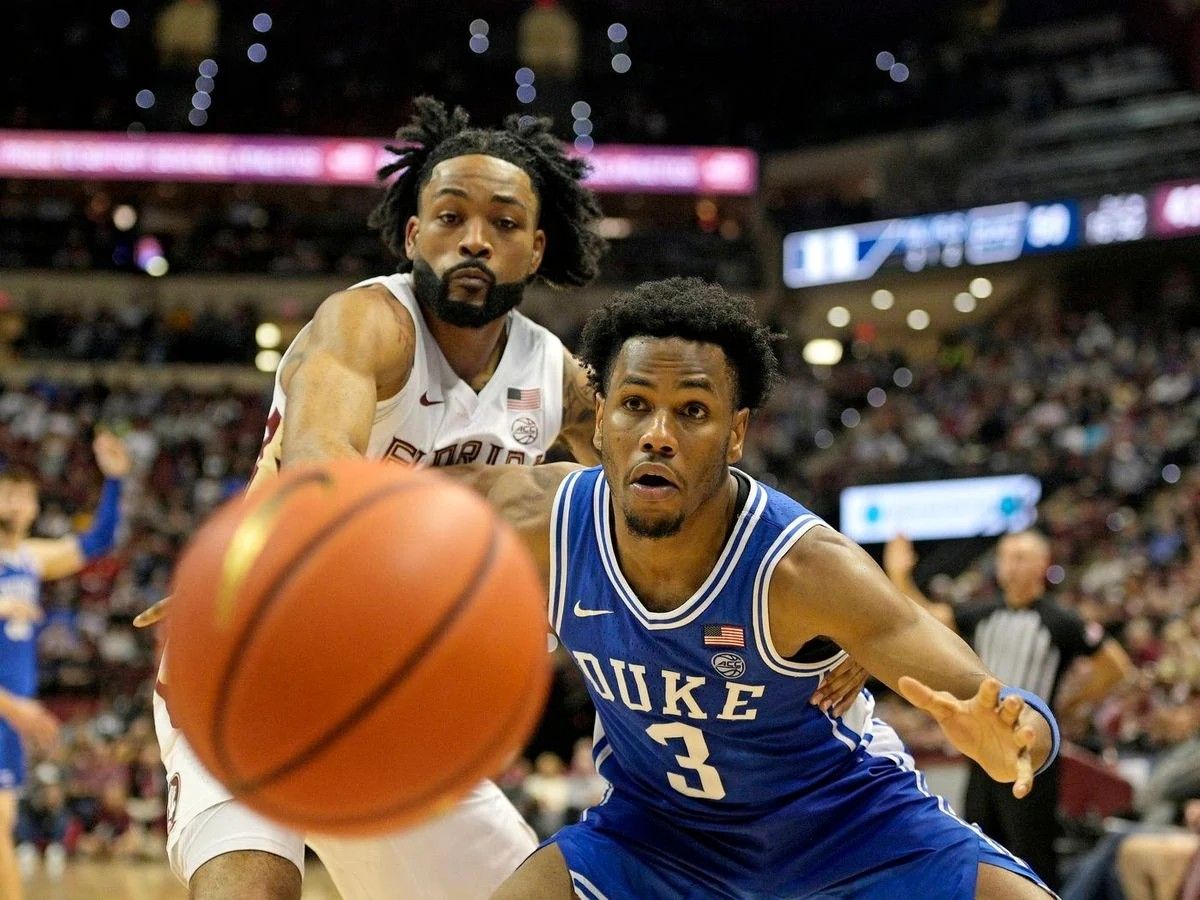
[
  {"left": 0, "top": 720, "right": 25, "bottom": 790},
  {"left": 550, "top": 754, "right": 1051, "bottom": 899}
]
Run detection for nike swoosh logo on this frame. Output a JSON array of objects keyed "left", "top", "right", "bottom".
[
  {"left": 419, "top": 392, "right": 444, "bottom": 406},
  {"left": 573, "top": 601, "right": 613, "bottom": 618}
]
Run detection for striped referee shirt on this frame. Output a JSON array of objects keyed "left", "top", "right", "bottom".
[{"left": 954, "top": 596, "right": 1105, "bottom": 703}]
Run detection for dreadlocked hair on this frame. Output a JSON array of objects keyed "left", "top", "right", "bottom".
[
  {"left": 577, "top": 277, "right": 781, "bottom": 410},
  {"left": 368, "top": 96, "right": 606, "bottom": 288}
]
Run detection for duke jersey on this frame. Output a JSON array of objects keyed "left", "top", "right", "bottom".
[
  {"left": 254, "top": 272, "right": 565, "bottom": 483},
  {"left": 0, "top": 548, "right": 42, "bottom": 789},
  {"left": 546, "top": 467, "right": 1048, "bottom": 898},
  {"left": 0, "top": 548, "right": 41, "bottom": 698}
]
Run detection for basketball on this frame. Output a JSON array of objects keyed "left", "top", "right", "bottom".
[{"left": 162, "top": 459, "right": 551, "bottom": 836}]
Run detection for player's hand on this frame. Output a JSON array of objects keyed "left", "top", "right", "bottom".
[
  {"left": 898, "top": 675, "right": 1040, "bottom": 799},
  {"left": 883, "top": 535, "right": 917, "bottom": 579},
  {"left": 93, "top": 430, "right": 132, "bottom": 479},
  {"left": 6, "top": 697, "right": 59, "bottom": 751},
  {"left": 133, "top": 597, "right": 170, "bottom": 628},
  {"left": 0, "top": 596, "right": 44, "bottom": 624},
  {"left": 811, "top": 656, "right": 869, "bottom": 716}
]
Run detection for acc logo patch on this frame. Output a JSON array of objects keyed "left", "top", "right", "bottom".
[
  {"left": 711, "top": 652, "right": 746, "bottom": 679},
  {"left": 511, "top": 416, "right": 538, "bottom": 445}
]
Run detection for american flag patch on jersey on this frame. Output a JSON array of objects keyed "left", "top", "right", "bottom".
[
  {"left": 703, "top": 624, "right": 745, "bottom": 648},
  {"left": 506, "top": 387, "right": 542, "bottom": 411}
]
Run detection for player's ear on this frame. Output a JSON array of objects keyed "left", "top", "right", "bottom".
[
  {"left": 403, "top": 215, "right": 421, "bottom": 258},
  {"left": 529, "top": 229, "right": 546, "bottom": 276},
  {"left": 727, "top": 408, "right": 750, "bottom": 465},
  {"left": 592, "top": 393, "right": 604, "bottom": 453}
]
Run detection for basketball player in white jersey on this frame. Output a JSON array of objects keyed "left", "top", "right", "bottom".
[{"left": 139, "top": 98, "right": 866, "bottom": 899}]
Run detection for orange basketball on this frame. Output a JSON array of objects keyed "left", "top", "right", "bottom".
[{"left": 163, "top": 459, "right": 550, "bottom": 836}]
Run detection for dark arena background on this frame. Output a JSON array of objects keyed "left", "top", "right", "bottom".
[{"left": 2, "top": 1, "right": 1199, "bottom": 897}]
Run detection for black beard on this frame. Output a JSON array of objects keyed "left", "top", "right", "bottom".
[
  {"left": 411, "top": 257, "right": 527, "bottom": 328},
  {"left": 623, "top": 509, "right": 684, "bottom": 539}
]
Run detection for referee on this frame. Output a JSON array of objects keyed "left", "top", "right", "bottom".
[{"left": 885, "top": 530, "right": 1133, "bottom": 891}]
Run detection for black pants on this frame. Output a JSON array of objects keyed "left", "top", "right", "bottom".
[{"left": 963, "top": 759, "right": 1061, "bottom": 892}]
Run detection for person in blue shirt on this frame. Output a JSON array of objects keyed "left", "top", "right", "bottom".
[
  {"left": 452, "top": 277, "right": 1060, "bottom": 899},
  {"left": 0, "top": 431, "right": 129, "bottom": 899}
]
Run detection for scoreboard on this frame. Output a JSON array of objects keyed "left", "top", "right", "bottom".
[{"left": 783, "top": 178, "right": 1198, "bottom": 288}]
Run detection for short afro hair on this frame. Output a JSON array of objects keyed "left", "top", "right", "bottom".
[
  {"left": 577, "top": 277, "right": 780, "bottom": 410},
  {"left": 368, "top": 96, "right": 606, "bottom": 289}
]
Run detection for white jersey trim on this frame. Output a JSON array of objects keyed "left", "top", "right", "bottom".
[
  {"left": 549, "top": 469, "right": 586, "bottom": 635},
  {"left": 592, "top": 471, "right": 767, "bottom": 630},
  {"left": 571, "top": 871, "right": 611, "bottom": 900},
  {"left": 751, "top": 514, "right": 848, "bottom": 677}
]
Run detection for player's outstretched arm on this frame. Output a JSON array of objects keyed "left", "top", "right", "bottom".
[
  {"left": 25, "top": 431, "right": 130, "bottom": 581},
  {"left": 770, "top": 528, "right": 1056, "bottom": 795},
  {"left": 441, "top": 462, "right": 580, "bottom": 585},
  {"left": 277, "top": 286, "right": 416, "bottom": 467},
  {"left": 555, "top": 349, "right": 600, "bottom": 466}
]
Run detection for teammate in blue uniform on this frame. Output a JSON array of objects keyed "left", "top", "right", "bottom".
[
  {"left": 452, "top": 277, "right": 1059, "bottom": 899},
  {"left": 0, "top": 432, "right": 129, "bottom": 899}
]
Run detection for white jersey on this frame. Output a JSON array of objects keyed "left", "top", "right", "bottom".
[{"left": 257, "top": 272, "right": 565, "bottom": 479}]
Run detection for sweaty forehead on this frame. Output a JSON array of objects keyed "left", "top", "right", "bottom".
[
  {"left": 422, "top": 154, "right": 538, "bottom": 205},
  {"left": 611, "top": 337, "right": 734, "bottom": 393}
]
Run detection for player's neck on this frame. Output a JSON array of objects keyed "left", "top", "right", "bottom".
[
  {"left": 420, "top": 305, "right": 509, "bottom": 391},
  {"left": 611, "top": 475, "right": 739, "bottom": 612},
  {"left": 0, "top": 531, "right": 22, "bottom": 552},
  {"left": 1004, "top": 589, "right": 1041, "bottom": 609}
]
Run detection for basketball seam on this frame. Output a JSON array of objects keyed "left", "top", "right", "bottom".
[
  {"left": 231, "top": 519, "right": 500, "bottom": 793},
  {"left": 209, "top": 477, "right": 450, "bottom": 787},
  {"left": 241, "top": 622, "right": 548, "bottom": 828}
]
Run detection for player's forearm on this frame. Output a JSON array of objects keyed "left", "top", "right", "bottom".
[
  {"left": 77, "top": 477, "right": 124, "bottom": 560},
  {"left": 281, "top": 433, "right": 365, "bottom": 466}
]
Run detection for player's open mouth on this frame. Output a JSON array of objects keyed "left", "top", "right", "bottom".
[{"left": 629, "top": 466, "right": 679, "bottom": 499}]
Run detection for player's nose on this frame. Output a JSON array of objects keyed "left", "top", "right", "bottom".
[
  {"left": 458, "top": 218, "right": 492, "bottom": 259},
  {"left": 640, "top": 409, "right": 676, "bottom": 456}
]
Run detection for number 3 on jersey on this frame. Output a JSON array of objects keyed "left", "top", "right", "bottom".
[{"left": 645, "top": 722, "right": 726, "bottom": 800}]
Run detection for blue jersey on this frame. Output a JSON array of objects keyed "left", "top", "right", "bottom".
[
  {"left": 0, "top": 548, "right": 41, "bottom": 698},
  {"left": 546, "top": 467, "right": 1047, "bottom": 898}
]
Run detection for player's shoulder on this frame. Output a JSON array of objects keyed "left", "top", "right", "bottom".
[
  {"left": 304, "top": 281, "right": 417, "bottom": 360},
  {"left": 760, "top": 511, "right": 867, "bottom": 608}
]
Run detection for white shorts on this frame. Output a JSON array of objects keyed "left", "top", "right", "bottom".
[{"left": 155, "top": 685, "right": 537, "bottom": 898}]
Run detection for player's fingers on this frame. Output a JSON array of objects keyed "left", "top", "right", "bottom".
[
  {"left": 812, "top": 662, "right": 856, "bottom": 709},
  {"left": 1012, "top": 745, "right": 1033, "bottom": 799},
  {"left": 133, "top": 598, "right": 170, "bottom": 628},
  {"left": 998, "top": 693, "right": 1023, "bottom": 727},
  {"left": 977, "top": 677, "right": 1002, "bottom": 710},
  {"left": 897, "top": 676, "right": 958, "bottom": 719}
]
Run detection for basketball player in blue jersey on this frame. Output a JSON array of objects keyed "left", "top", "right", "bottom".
[
  {"left": 448, "top": 277, "right": 1061, "bottom": 899},
  {"left": 0, "top": 432, "right": 129, "bottom": 899}
]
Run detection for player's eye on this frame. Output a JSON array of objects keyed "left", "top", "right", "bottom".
[
  {"left": 437, "top": 212, "right": 460, "bottom": 225},
  {"left": 496, "top": 218, "right": 519, "bottom": 230},
  {"left": 683, "top": 403, "right": 709, "bottom": 420},
  {"left": 622, "top": 396, "right": 647, "bottom": 412}
]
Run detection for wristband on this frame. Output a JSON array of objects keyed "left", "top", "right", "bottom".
[{"left": 999, "top": 686, "right": 1060, "bottom": 777}]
